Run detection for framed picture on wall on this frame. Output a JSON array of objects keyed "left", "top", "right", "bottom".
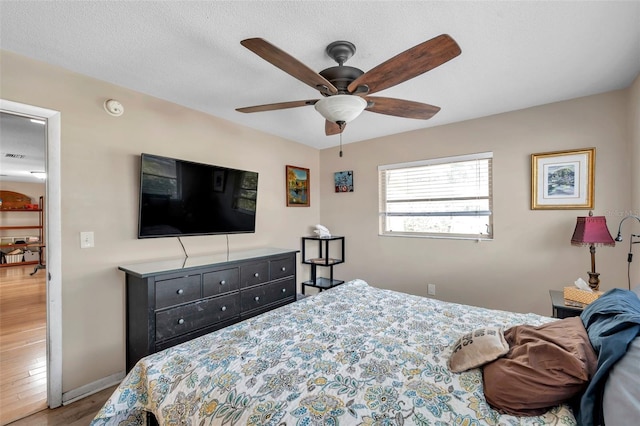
[
  {"left": 286, "top": 165, "right": 310, "bottom": 207},
  {"left": 334, "top": 170, "right": 354, "bottom": 192},
  {"left": 531, "top": 148, "right": 595, "bottom": 210}
]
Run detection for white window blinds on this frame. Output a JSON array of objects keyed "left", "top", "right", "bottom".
[{"left": 378, "top": 152, "right": 493, "bottom": 239}]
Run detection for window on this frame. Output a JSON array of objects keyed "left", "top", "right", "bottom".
[{"left": 378, "top": 152, "right": 493, "bottom": 239}]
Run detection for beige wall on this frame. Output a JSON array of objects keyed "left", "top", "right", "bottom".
[
  {"left": 628, "top": 74, "right": 640, "bottom": 285},
  {"left": 319, "top": 89, "right": 635, "bottom": 315},
  {"left": 630, "top": 74, "right": 640, "bottom": 216},
  {"left": 1, "top": 51, "right": 320, "bottom": 392},
  {"left": 0, "top": 181, "right": 45, "bottom": 200},
  {"left": 2, "top": 47, "right": 638, "bottom": 396}
]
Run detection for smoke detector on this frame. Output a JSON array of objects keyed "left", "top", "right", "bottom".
[{"left": 103, "top": 99, "right": 124, "bottom": 117}]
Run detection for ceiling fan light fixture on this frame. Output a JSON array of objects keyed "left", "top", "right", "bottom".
[{"left": 314, "top": 95, "right": 367, "bottom": 123}]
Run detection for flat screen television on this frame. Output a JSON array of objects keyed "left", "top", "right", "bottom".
[{"left": 138, "top": 153, "right": 258, "bottom": 238}]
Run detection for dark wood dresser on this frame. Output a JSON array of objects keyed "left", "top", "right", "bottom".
[{"left": 120, "top": 247, "right": 298, "bottom": 372}]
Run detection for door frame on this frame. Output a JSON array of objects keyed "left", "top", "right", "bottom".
[{"left": 0, "top": 99, "right": 62, "bottom": 408}]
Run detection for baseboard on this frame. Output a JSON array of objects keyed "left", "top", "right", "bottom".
[{"left": 62, "top": 371, "right": 125, "bottom": 405}]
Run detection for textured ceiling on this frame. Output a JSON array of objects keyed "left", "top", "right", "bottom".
[{"left": 1, "top": 1, "right": 639, "bottom": 153}]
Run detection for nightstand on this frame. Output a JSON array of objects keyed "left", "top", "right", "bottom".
[
  {"left": 301, "top": 236, "right": 345, "bottom": 295},
  {"left": 549, "top": 290, "right": 584, "bottom": 319}
]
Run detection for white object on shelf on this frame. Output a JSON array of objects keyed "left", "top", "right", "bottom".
[
  {"left": 314, "top": 224, "right": 331, "bottom": 238},
  {"left": 5, "top": 254, "right": 23, "bottom": 264},
  {"left": 23, "top": 250, "right": 39, "bottom": 262}
]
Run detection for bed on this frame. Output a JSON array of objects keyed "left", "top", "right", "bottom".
[{"left": 91, "top": 279, "right": 578, "bottom": 425}]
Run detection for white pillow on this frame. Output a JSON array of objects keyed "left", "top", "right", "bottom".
[
  {"left": 448, "top": 327, "right": 509, "bottom": 373},
  {"left": 602, "top": 336, "right": 640, "bottom": 426}
]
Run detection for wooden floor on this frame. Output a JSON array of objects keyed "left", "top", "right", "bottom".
[
  {"left": 0, "top": 264, "right": 115, "bottom": 425},
  {"left": 6, "top": 385, "right": 116, "bottom": 426},
  {"left": 0, "top": 264, "right": 47, "bottom": 425}
]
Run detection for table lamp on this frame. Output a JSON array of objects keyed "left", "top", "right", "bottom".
[{"left": 570, "top": 212, "right": 615, "bottom": 291}]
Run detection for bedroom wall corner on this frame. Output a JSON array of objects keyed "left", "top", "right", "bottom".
[{"left": 318, "top": 89, "right": 632, "bottom": 316}]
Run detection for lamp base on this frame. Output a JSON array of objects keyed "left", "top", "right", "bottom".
[{"left": 587, "top": 271, "right": 600, "bottom": 291}]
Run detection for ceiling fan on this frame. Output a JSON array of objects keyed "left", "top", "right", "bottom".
[{"left": 236, "top": 34, "right": 462, "bottom": 136}]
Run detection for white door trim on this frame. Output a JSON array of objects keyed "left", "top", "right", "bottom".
[{"left": 0, "top": 99, "right": 63, "bottom": 408}]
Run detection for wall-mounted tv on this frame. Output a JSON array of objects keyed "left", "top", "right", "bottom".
[{"left": 138, "top": 153, "right": 258, "bottom": 238}]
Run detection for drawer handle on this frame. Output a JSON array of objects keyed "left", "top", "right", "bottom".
[
  {"left": 254, "top": 272, "right": 259, "bottom": 278},
  {"left": 177, "top": 289, "right": 184, "bottom": 295},
  {"left": 221, "top": 306, "right": 227, "bottom": 312},
  {"left": 281, "top": 266, "right": 286, "bottom": 272},
  {"left": 220, "top": 280, "right": 226, "bottom": 285},
  {"left": 254, "top": 296, "right": 260, "bottom": 302},
  {"left": 281, "top": 288, "right": 286, "bottom": 293},
  {"left": 178, "top": 318, "right": 185, "bottom": 325}
]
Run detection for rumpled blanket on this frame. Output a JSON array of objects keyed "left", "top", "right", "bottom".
[
  {"left": 482, "top": 316, "right": 597, "bottom": 416},
  {"left": 578, "top": 288, "right": 640, "bottom": 426}
]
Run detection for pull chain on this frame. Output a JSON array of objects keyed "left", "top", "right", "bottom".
[{"left": 337, "top": 120, "right": 345, "bottom": 157}]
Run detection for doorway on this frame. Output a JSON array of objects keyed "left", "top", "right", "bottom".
[{"left": 0, "top": 100, "right": 62, "bottom": 420}]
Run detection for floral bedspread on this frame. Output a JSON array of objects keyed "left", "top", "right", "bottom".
[{"left": 91, "top": 279, "right": 576, "bottom": 425}]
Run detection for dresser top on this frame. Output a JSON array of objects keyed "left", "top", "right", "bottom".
[{"left": 118, "top": 247, "right": 298, "bottom": 278}]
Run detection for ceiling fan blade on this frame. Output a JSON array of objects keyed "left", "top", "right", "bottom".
[
  {"left": 236, "top": 99, "right": 318, "bottom": 113},
  {"left": 365, "top": 96, "right": 440, "bottom": 119},
  {"left": 325, "top": 120, "right": 345, "bottom": 136},
  {"left": 347, "top": 34, "right": 461, "bottom": 95},
  {"left": 241, "top": 38, "right": 338, "bottom": 95}
]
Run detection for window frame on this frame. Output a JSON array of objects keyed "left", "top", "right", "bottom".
[{"left": 378, "top": 152, "right": 493, "bottom": 240}]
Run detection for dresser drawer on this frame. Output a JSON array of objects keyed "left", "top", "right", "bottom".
[
  {"left": 155, "top": 302, "right": 205, "bottom": 341},
  {"left": 203, "top": 292, "right": 241, "bottom": 325},
  {"left": 155, "top": 293, "right": 240, "bottom": 342},
  {"left": 240, "top": 261, "right": 269, "bottom": 288},
  {"left": 203, "top": 268, "right": 239, "bottom": 297},
  {"left": 241, "top": 278, "right": 295, "bottom": 312},
  {"left": 155, "top": 274, "right": 201, "bottom": 309},
  {"left": 270, "top": 256, "right": 295, "bottom": 280}
]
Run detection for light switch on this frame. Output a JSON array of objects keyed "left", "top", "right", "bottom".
[{"left": 80, "top": 231, "right": 94, "bottom": 248}]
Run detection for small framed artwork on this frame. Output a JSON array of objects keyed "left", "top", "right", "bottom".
[
  {"left": 286, "top": 165, "right": 310, "bottom": 207},
  {"left": 334, "top": 170, "right": 354, "bottom": 192},
  {"left": 531, "top": 148, "right": 595, "bottom": 210}
]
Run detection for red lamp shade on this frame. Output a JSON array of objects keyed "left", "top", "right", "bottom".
[
  {"left": 571, "top": 216, "right": 615, "bottom": 246},
  {"left": 570, "top": 214, "right": 614, "bottom": 291}
]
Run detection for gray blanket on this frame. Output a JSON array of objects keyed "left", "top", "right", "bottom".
[{"left": 579, "top": 288, "right": 640, "bottom": 426}]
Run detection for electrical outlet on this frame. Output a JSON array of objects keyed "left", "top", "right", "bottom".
[
  {"left": 80, "top": 231, "right": 94, "bottom": 248},
  {"left": 427, "top": 283, "right": 436, "bottom": 296}
]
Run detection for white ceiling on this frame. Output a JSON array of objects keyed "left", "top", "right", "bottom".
[
  {"left": 0, "top": 112, "right": 46, "bottom": 183},
  {"left": 1, "top": 1, "right": 639, "bottom": 153}
]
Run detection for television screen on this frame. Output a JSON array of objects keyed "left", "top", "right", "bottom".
[{"left": 138, "top": 153, "right": 258, "bottom": 238}]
